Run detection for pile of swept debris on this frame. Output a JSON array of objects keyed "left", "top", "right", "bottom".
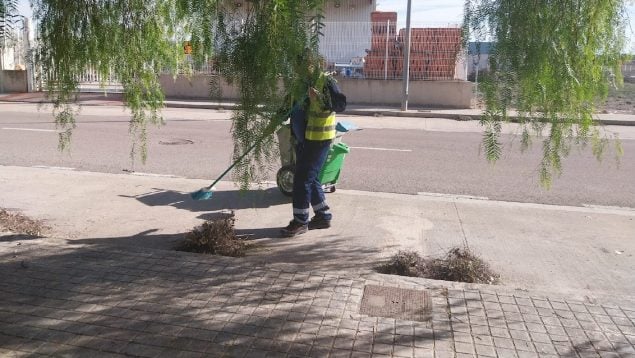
[
  {"left": 177, "top": 211, "right": 253, "bottom": 257},
  {"left": 378, "top": 247, "right": 500, "bottom": 285},
  {"left": 0, "top": 209, "right": 49, "bottom": 237}
]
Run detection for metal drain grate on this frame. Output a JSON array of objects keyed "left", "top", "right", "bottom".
[{"left": 359, "top": 285, "right": 432, "bottom": 322}]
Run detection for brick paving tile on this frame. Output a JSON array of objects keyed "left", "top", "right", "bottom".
[
  {"left": 371, "top": 342, "right": 392, "bottom": 355},
  {"left": 516, "top": 351, "right": 540, "bottom": 358},
  {"left": 470, "top": 324, "right": 491, "bottom": 336},
  {"left": 351, "top": 336, "right": 371, "bottom": 351},
  {"left": 434, "top": 349, "right": 455, "bottom": 358},
  {"left": 393, "top": 344, "right": 415, "bottom": 358},
  {"left": 453, "top": 332, "right": 473, "bottom": 343},
  {"left": 411, "top": 347, "right": 432, "bottom": 357},
  {"left": 497, "top": 347, "right": 519, "bottom": 358},
  {"left": 454, "top": 341, "right": 475, "bottom": 354},
  {"left": 287, "top": 342, "right": 312, "bottom": 356},
  {"left": 598, "top": 352, "right": 621, "bottom": 358},
  {"left": 490, "top": 327, "right": 512, "bottom": 338},
  {"left": 509, "top": 329, "right": 531, "bottom": 341},
  {"left": 157, "top": 349, "right": 203, "bottom": 358},
  {"left": 475, "top": 343, "right": 497, "bottom": 357},
  {"left": 307, "top": 345, "right": 329, "bottom": 357},
  {"left": 493, "top": 336, "right": 515, "bottom": 349}
]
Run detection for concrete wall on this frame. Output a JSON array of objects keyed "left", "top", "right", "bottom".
[
  {"left": 160, "top": 74, "right": 474, "bottom": 108},
  {"left": 0, "top": 70, "right": 28, "bottom": 93},
  {"left": 338, "top": 78, "right": 473, "bottom": 108},
  {"left": 159, "top": 74, "right": 240, "bottom": 100}
]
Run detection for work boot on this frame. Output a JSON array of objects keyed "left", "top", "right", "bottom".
[
  {"left": 281, "top": 220, "right": 308, "bottom": 237},
  {"left": 308, "top": 215, "right": 331, "bottom": 230}
]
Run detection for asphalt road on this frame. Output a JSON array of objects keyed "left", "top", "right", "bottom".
[{"left": 1, "top": 103, "right": 634, "bottom": 208}]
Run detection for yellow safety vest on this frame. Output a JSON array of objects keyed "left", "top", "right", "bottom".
[{"left": 305, "top": 73, "right": 336, "bottom": 141}]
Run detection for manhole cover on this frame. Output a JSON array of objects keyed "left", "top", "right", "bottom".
[
  {"left": 159, "top": 138, "right": 194, "bottom": 145},
  {"left": 359, "top": 285, "right": 432, "bottom": 322}
]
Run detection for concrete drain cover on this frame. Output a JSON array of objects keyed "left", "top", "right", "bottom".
[{"left": 359, "top": 285, "right": 432, "bottom": 322}]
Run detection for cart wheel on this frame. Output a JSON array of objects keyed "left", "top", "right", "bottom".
[{"left": 276, "top": 165, "right": 295, "bottom": 197}]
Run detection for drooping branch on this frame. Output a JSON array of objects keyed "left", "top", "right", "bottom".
[
  {"left": 34, "top": 0, "right": 327, "bottom": 188},
  {"left": 465, "top": 0, "right": 629, "bottom": 186}
]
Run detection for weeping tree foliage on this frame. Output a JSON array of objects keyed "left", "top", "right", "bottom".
[
  {"left": 34, "top": 0, "right": 325, "bottom": 187},
  {"left": 212, "top": 1, "right": 326, "bottom": 188},
  {"left": 34, "top": 0, "right": 631, "bottom": 189},
  {"left": 33, "top": 0, "right": 181, "bottom": 159},
  {"left": 464, "top": 0, "right": 631, "bottom": 187}
]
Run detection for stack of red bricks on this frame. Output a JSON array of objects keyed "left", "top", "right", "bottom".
[
  {"left": 364, "top": 12, "right": 463, "bottom": 80},
  {"left": 364, "top": 11, "right": 400, "bottom": 79},
  {"left": 395, "top": 28, "right": 463, "bottom": 80}
]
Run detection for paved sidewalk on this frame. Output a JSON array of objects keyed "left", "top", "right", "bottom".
[
  {"left": 2, "top": 165, "right": 634, "bottom": 297},
  {"left": 1, "top": 239, "right": 635, "bottom": 358},
  {"left": 2, "top": 92, "right": 634, "bottom": 125},
  {"left": 1, "top": 165, "right": 635, "bottom": 357}
]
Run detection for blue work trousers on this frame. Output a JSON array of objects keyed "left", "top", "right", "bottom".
[{"left": 292, "top": 139, "right": 333, "bottom": 224}]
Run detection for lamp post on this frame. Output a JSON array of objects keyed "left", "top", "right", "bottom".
[
  {"left": 0, "top": 45, "right": 4, "bottom": 94},
  {"left": 0, "top": 19, "right": 5, "bottom": 93},
  {"left": 400, "top": 0, "right": 412, "bottom": 111}
]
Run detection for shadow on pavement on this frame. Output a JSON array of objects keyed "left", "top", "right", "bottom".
[
  {"left": 69, "top": 230, "right": 383, "bottom": 273},
  {"left": 0, "top": 239, "right": 628, "bottom": 357},
  {"left": 122, "top": 187, "right": 290, "bottom": 212},
  {"left": 241, "top": 235, "right": 383, "bottom": 274},
  {"left": 0, "top": 242, "right": 448, "bottom": 356},
  {"left": 71, "top": 230, "right": 186, "bottom": 251},
  {"left": 0, "top": 234, "right": 44, "bottom": 243}
]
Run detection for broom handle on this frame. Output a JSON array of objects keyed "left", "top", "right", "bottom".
[
  {"left": 206, "top": 131, "right": 272, "bottom": 189},
  {"left": 206, "top": 104, "right": 298, "bottom": 189}
]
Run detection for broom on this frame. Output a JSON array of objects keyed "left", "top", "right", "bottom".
[{"left": 190, "top": 105, "right": 295, "bottom": 200}]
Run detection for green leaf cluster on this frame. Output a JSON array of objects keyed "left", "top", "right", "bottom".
[
  {"left": 212, "top": 0, "right": 327, "bottom": 189},
  {"left": 465, "top": 0, "right": 630, "bottom": 187},
  {"left": 33, "top": 0, "right": 185, "bottom": 163}
]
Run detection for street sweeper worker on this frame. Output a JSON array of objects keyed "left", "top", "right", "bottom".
[{"left": 281, "top": 52, "right": 336, "bottom": 237}]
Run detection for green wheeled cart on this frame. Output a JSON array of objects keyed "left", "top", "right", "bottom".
[{"left": 276, "top": 125, "right": 351, "bottom": 197}]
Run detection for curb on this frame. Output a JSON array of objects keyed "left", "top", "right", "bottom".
[
  {"left": 3, "top": 98, "right": 634, "bottom": 126},
  {"left": 342, "top": 109, "right": 635, "bottom": 126}
]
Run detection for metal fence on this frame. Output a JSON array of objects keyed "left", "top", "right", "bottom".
[
  {"left": 320, "top": 20, "right": 465, "bottom": 81},
  {"left": 0, "top": 19, "right": 30, "bottom": 71},
  {"left": 168, "top": 21, "right": 466, "bottom": 81},
  {"left": 75, "top": 65, "right": 123, "bottom": 92},
  {"left": 42, "top": 20, "right": 466, "bottom": 92}
]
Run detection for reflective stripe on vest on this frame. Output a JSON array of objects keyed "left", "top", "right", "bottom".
[
  {"left": 305, "top": 73, "right": 336, "bottom": 141},
  {"left": 306, "top": 124, "right": 336, "bottom": 133}
]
